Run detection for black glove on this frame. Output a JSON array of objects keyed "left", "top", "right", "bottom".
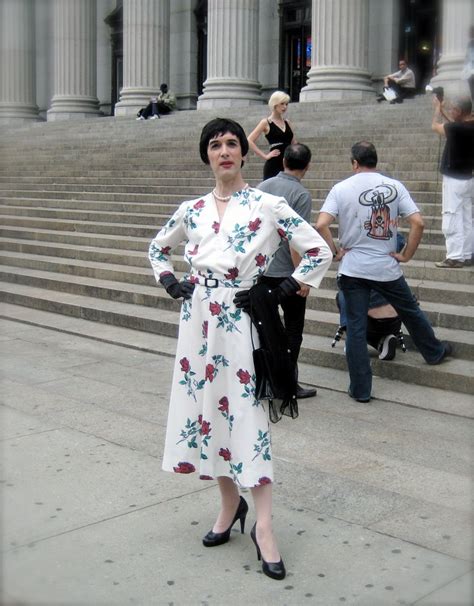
[
  {"left": 160, "top": 273, "right": 195, "bottom": 300},
  {"left": 274, "top": 276, "right": 301, "bottom": 301},
  {"left": 233, "top": 289, "right": 251, "bottom": 313}
]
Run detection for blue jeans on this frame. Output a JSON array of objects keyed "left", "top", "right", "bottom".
[{"left": 338, "top": 274, "right": 445, "bottom": 400}]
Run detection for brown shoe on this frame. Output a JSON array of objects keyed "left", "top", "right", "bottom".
[{"left": 435, "top": 258, "right": 464, "bottom": 268}]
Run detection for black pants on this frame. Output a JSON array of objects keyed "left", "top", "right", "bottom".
[
  {"left": 366, "top": 316, "right": 402, "bottom": 350},
  {"left": 259, "top": 276, "right": 306, "bottom": 366},
  {"left": 137, "top": 101, "right": 172, "bottom": 119},
  {"left": 386, "top": 80, "right": 416, "bottom": 102}
]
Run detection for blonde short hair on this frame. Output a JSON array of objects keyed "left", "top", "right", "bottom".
[{"left": 268, "top": 91, "right": 290, "bottom": 109}]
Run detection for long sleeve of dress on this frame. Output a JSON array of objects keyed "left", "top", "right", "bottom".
[{"left": 148, "top": 202, "right": 188, "bottom": 281}]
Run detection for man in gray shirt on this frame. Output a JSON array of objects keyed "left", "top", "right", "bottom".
[{"left": 257, "top": 143, "right": 317, "bottom": 399}]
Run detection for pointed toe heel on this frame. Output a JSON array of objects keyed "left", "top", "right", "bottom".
[
  {"left": 250, "top": 523, "right": 286, "bottom": 580},
  {"left": 202, "top": 496, "right": 248, "bottom": 547}
]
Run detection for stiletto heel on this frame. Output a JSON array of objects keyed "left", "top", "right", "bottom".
[
  {"left": 202, "top": 496, "right": 248, "bottom": 547},
  {"left": 250, "top": 522, "right": 286, "bottom": 580}
]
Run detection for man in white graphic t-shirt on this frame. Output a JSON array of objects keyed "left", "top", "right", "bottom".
[{"left": 316, "top": 141, "right": 451, "bottom": 402}]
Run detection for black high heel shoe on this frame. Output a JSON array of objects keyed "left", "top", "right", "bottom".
[
  {"left": 202, "top": 496, "right": 248, "bottom": 547},
  {"left": 250, "top": 522, "right": 286, "bottom": 580}
]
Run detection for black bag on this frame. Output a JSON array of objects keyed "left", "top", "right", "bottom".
[{"left": 248, "top": 283, "right": 298, "bottom": 423}]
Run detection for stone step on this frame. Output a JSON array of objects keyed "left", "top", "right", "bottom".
[
  {"left": 0, "top": 188, "right": 441, "bottom": 209},
  {"left": 0, "top": 235, "right": 452, "bottom": 268},
  {"left": 0, "top": 195, "right": 444, "bottom": 218},
  {"left": 0, "top": 169, "right": 443, "bottom": 183},
  {"left": 0, "top": 214, "right": 449, "bottom": 245},
  {"left": 1, "top": 94, "right": 463, "bottom": 402},
  {"left": 0, "top": 140, "right": 442, "bottom": 158},
  {"left": 1, "top": 250, "right": 472, "bottom": 305},
  {"left": 0, "top": 163, "right": 442, "bottom": 180},
  {"left": 0, "top": 203, "right": 445, "bottom": 231},
  {"left": 0, "top": 225, "right": 149, "bottom": 250},
  {"left": 0, "top": 281, "right": 471, "bottom": 395},
  {"left": 0, "top": 264, "right": 472, "bottom": 335},
  {"left": 0, "top": 176, "right": 443, "bottom": 194},
  {"left": 1, "top": 301, "right": 472, "bottom": 418}
]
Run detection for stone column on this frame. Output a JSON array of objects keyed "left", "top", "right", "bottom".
[
  {"left": 115, "top": 0, "right": 170, "bottom": 116},
  {"left": 170, "top": 0, "right": 198, "bottom": 110},
  {"left": 0, "top": 0, "right": 39, "bottom": 123},
  {"left": 300, "top": 0, "right": 374, "bottom": 102},
  {"left": 197, "top": 0, "right": 263, "bottom": 109},
  {"left": 47, "top": 0, "right": 100, "bottom": 120},
  {"left": 431, "top": 0, "right": 473, "bottom": 97}
]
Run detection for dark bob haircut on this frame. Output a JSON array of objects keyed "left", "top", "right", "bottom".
[
  {"left": 350, "top": 141, "right": 378, "bottom": 168},
  {"left": 199, "top": 118, "right": 249, "bottom": 165}
]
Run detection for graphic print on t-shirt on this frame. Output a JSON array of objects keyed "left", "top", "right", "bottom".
[{"left": 359, "top": 184, "right": 397, "bottom": 241}]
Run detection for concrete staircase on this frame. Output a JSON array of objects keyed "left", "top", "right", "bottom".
[{"left": 0, "top": 97, "right": 472, "bottom": 395}]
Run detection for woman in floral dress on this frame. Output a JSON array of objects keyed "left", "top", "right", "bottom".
[{"left": 149, "top": 118, "right": 331, "bottom": 579}]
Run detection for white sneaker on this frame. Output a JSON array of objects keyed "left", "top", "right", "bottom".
[
  {"left": 378, "top": 334, "right": 397, "bottom": 361},
  {"left": 149, "top": 115, "right": 158, "bottom": 120},
  {"left": 136, "top": 116, "right": 145, "bottom": 120}
]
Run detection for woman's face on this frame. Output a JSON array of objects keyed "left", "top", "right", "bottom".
[
  {"left": 275, "top": 101, "right": 289, "bottom": 114},
  {"left": 207, "top": 132, "right": 244, "bottom": 180}
]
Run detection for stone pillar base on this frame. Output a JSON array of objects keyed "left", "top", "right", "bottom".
[
  {"left": 197, "top": 80, "right": 263, "bottom": 109},
  {"left": 430, "top": 55, "right": 471, "bottom": 98},
  {"left": 114, "top": 88, "right": 158, "bottom": 116},
  {"left": 47, "top": 95, "right": 100, "bottom": 121},
  {"left": 300, "top": 67, "right": 375, "bottom": 102},
  {"left": 0, "top": 102, "right": 40, "bottom": 122}
]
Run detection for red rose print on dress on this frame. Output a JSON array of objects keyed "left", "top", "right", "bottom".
[
  {"left": 173, "top": 461, "right": 195, "bottom": 473},
  {"left": 212, "top": 221, "right": 220, "bottom": 234},
  {"left": 180, "top": 357, "right": 190, "bottom": 373},
  {"left": 237, "top": 369, "right": 251, "bottom": 385},
  {"left": 257, "top": 476, "right": 272, "bottom": 485},
  {"left": 200, "top": 475, "right": 214, "bottom": 480},
  {"left": 219, "top": 448, "right": 232, "bottom": 461},
  {"left": 306, "top": 247, "right": 320, "bottom": 257},
  {"left": 194, "top": 199, "right": 205, "bottom": 210},
  {"left": 237, "top": 368, "right": 257, "bottom": 401},
  {"left": 201, "top": 420, "right": 211, "bottom": 436},
  {"left": 189, "top": 275, "right": 199, "bottom": 284},
  {"left": 188, "top": 244, "right": 199, "bottom": 256},
  {"left": 248, "top": 218, "right": 261, "bottom": 232},
  {"left": 202, "top": 320, "right": 208, "bottom": 338},
  {"left": 224, "top": 267, "right": 239, "bottom": 280},
  {"left": 277, "top": 228, "right": 288, "bottom": 240},
  {"left": 255, "top": 253, "right": 266, "bottom": 267},
  {"left": 218, "top": 396, "right": 229, "bottom": 413},
  {"left": 209, "top": 302, "right": 222, "bottom": 316},
  {"left": 205, "top": 363, "right": 216, "bottom": 382}
]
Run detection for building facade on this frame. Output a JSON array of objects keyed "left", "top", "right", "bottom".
[{"left": 0, "top": 0, "right": 472, "bottom": 122}]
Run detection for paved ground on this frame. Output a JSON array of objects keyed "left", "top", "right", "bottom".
[{"left": 1, "top": 317, "right": 472, "bottom": 606}]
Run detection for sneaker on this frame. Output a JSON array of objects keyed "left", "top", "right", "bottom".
[
  {"left": 149, "top": 115, "right": 158, "bottom": 120},
  {"left": 378, "top": 334, "right": 397, "bottom": 361},
  {"left": 136, "top": 115, "right": 145, "bottom": 120},
  {"left": 435, "top": 258, "right": 464, "bottom": 268}
]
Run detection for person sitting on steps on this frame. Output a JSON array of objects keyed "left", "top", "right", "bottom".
[{"left": 377, "top": 59, "right": 416, "bottom": 104}]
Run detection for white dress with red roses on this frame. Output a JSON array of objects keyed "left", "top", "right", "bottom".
[{"left": 149, "top": 187, "right": 331, "bottom": 488}]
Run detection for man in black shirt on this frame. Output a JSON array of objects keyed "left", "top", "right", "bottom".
[{"left": 432, "top": 96, "right": 474, "bottom": 267}]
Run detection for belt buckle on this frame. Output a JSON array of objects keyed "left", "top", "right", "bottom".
[{"left": 204, "top": 277, "right": 219, "bottom": 288}]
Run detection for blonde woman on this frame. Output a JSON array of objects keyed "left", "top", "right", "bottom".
[{"left": 248, "top": 91, "right": 296, "bottom": 180}]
